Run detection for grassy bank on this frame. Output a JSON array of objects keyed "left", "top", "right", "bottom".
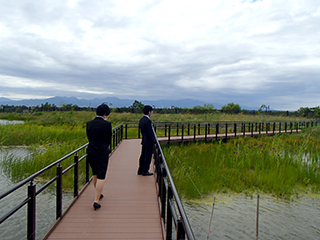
[
  {"left": 0, "top": 111, "right": 308, "bottom": 126},
  {"left": 0, "top": 111, "right": 317, "bottom": 193},
  {"left": 162, "top": 127, "right": 320, "bottom": 199}
]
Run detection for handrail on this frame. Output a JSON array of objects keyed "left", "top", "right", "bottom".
[
  {"left": 153, "top": 127, "right": 195, "bottom": 240},
  {"left": 151, "top": 120, "right": 319, "bottom": 144},
  {"left": 0, "top": 123, "right": 124, "bottom": 240}
]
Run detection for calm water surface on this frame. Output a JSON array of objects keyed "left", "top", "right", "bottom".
[{"left": 184, "top": 194, "right": 320, "bottom": 239}]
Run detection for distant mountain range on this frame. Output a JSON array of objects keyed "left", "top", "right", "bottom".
[{"left": 0, "top": 96, "right": 258, "bottom": 110}]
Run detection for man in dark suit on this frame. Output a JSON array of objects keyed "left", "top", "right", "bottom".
[
  {"left": 86, "top": 104, "right": 112, "bottom": 210},
  {"left": 137, "top": 105, "right": 155, "bottom": 176}
]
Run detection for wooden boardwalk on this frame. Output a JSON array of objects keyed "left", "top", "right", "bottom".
[
  {"left": 44, "top": 139, "right": 163, "bottom": 240},
  {"left": 157, "top": 129, "right": 299, "bottom": 143},
  {"left": 43, "top": 128, "right": 300, "bottom": 240}
]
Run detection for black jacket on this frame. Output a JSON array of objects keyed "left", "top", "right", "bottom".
[
  {"left": 139, "top": 116, "right": 155, "bottom": 146},
  {"left": 86, "top": 117, "right": 112, "bottom": 161}
]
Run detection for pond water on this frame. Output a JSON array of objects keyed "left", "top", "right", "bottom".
[
  {"left": 0, "top": 147, "right": 74, "bottom": 240},
  {"left": 0, "top": 119, "right": 24, "bottom": 125},
  {"left": 184, "top": 194, "right": 320, "bottom": 239}
]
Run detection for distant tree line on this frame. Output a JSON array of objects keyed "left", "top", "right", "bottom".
[{"left": 0, "top": 100, "right": 319, "bottom": 118}]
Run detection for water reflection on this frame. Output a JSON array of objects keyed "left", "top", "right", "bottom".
[
  {"left": 0, "top": 119, "right": 24, "bottom": 125},
  {"left": 184, "top": 194, "right": 320, "bottom": 239}
]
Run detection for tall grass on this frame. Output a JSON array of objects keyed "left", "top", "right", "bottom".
[
  {"left": 0, "top": 111, "right": 316, "bottom": 192},
  {"left": 0, "top": 141, "right": 88, "bottom": 190},
  {"left": 0, "top": 123, "right": 86, "bottom": 146},
  {"left": 162, "top": 127, "right": 320, "bottom": 199},
  {"left": 0, "top": 111, "right": 307, "bottom": 126}
]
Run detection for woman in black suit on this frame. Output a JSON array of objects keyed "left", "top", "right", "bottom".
[{"left": 86, "top": 104, "right": 112, "bottom": 210}]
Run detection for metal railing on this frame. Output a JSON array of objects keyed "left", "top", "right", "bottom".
[
  {"left": 127, "top": 120, "right": 319, "bottom": 142},
  {"left": 151, "top": 120, "right": 319, "bottom": 144},
  {"left": 152, "top": 127, "right": 195, "bottom": 240},
  {"left": 0, "top": 124, "right": 124, "bottom": 240}
]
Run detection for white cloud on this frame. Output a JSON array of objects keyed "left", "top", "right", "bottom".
[{"left": 0, "top": 0, "right": 319, "bottom": 110}]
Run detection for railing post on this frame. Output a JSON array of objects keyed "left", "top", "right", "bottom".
[
  {"left": 27, "top": 181, "right": 36, "bottom": 240},
  {"left": 168, "top": 125, "right": 171, "bottom": 146},
  {"left": 161, "top": 168, "right": 167, "bottom": 220},
  {"left": 198, "top": 123, "right": 201, "bottom": 135},
  {"left": 273, "top": 123, "right": 275, "bottom": 134},
  {"left": 125, "top": 124, "right": 128, "bottom": 139},
  {"left": 285, "top": 122, "right": 287, "bottom": 132},
  {"left": 193, "top": 124, "right": 196, "bottom": 142},
  {"left": 259, "top": 123, "right": 261, "bottom": 135},
  {"left": 225, "top": 123, "right": 228, "bottom": 139},
  {"left": 176, "top": 219, "right": 185, "bottom": 240},
  {"left": 56, "top": 164, "right": 63, "bottom": 219},
  {"left": 205, "top": 124, "right": 208, "bottom": 142},
  {"left": 86, "top": 157, "right": 90, "bottom": 183},
  {"left": 116, "top": 128, "right": 118, "bottom": 146},
  {"left": 251, "top": 123, "right": 254, "bottom": 137},
  {"left": 234, "top": 123, "right": 237, "bottom": 137},
  {"left": 279, "top": 122, "right": 281, "bottom": 133},
  {"left": 216, "top": 123, "right": 219, "bottom": 141},
  {"left": 177, "top": 123, "right": 179, "bottom": 136},
  {"left": 181, "top": 124, "right": 184, "bottom": 142},
  {"left": 166, "top": 185, "right": 173, "bottom": 240},
  {"left": 74, "top": 154, "right": 79, "bottom": 198},
  {"left": 113, "top": 130, "right": 116, "bottom": 151},
  {"left": 208, "top": 123, "right": 210, "bottom": 135},
  {"left": 120, "top": 125, "right": 123, "bottom": 141},
  {"left": 187, "top": 123, "right": 190, "bottom": 135},
  {"left": 243, "top": 123, "right": 245, "bottom": 136},
  {"left": 165, "top": 124, "right": 167, "bottom": 137},
  {"left": 121, "top": 125, "right": 124, "bottom": 141}
]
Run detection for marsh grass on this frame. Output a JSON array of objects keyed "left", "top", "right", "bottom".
[
  {"left": 162, "top": 127, "right": 320, "bottom": 199},
  {"left": 0, "top": 111, "right": 314, "bottom": 192},
  {"left": 0, "top": 141, "right": 88, "bottom": 190}
]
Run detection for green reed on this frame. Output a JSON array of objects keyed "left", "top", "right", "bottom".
[
  {"left": 162, "top": 127, "right": 320, "bottom": 199},
  {"left": 0, "top": 111, "right": 313, "bottom": 192},
  {"left": 0, "top": 123, "right": 86, "bottom": 146},
  {"left": 0, "top": 140, "right": 88, "bottom": 190}
]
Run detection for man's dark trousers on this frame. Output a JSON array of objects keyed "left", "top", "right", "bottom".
[{"left": 139, "top": 144, "right": 153, "bottom": 173}]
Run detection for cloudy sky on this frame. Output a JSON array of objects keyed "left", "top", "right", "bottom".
[{"left": 0, "top": 0, "right": 319, "bottom": 110}]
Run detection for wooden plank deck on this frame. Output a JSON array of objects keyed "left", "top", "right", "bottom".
[{"left": 45, "top": 139, "right": 163, "bottom": 240}]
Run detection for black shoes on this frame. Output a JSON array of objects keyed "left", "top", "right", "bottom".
[
  {"left": 93, "top": 202, "right": 101, "bottom": 210},
  {"left": 137, "top": 170, "right": 153, "bottom": 176},
  {"left": 93, "top": 195, "right": 103, "bottom": 210},
  {"left": 142, "top": 172, "right": 153, "bottom": 176}
]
